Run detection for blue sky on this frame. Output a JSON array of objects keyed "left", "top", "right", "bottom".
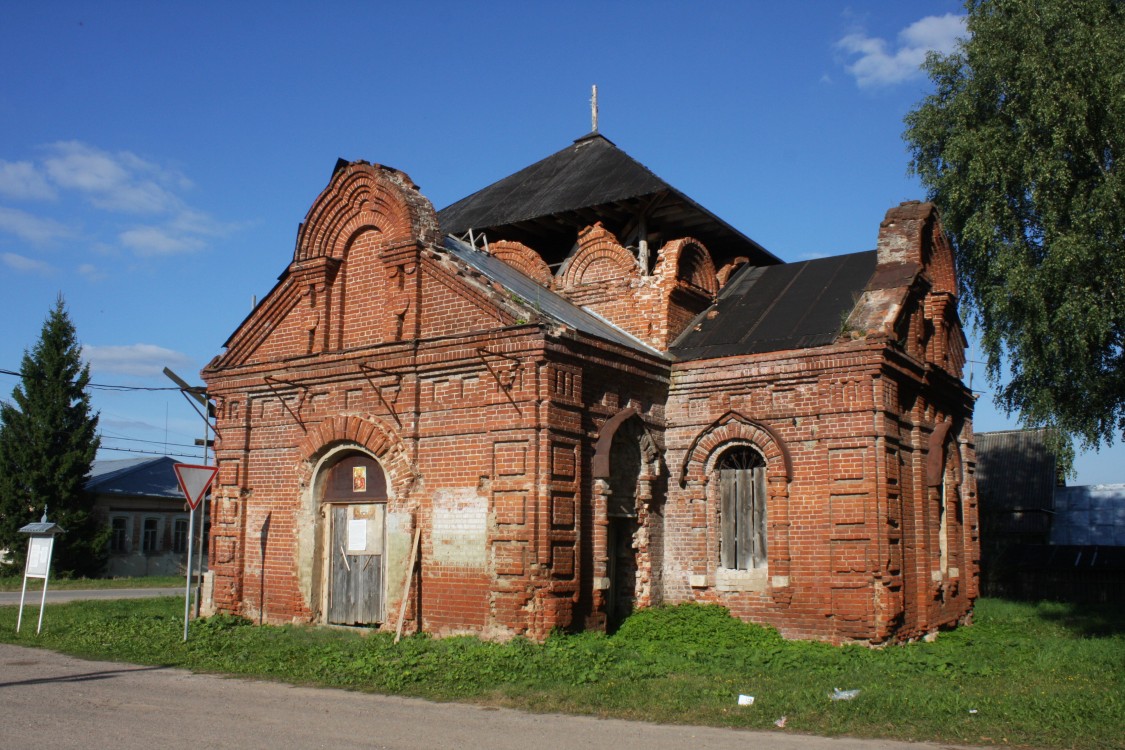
[{"left": 1, "top": 1, "right": 1118, "bottom": 483}]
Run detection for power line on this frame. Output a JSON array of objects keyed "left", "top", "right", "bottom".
[
  {"left": 98, "top": 445, "right": 201, "bottom": 459},
  {"left": 0, "top": 367, "right": 189, "bottom": 393},
  {"left": 98, "top": 433, "right": 201, "bottom": 450}
]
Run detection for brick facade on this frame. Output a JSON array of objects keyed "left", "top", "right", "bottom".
[{"left": 202, "top": 159, "right": 977, "bottom": 643}]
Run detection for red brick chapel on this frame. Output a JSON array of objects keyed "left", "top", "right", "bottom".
[{"left": 201, "top": 133, "right": 978, "bottom": 643}]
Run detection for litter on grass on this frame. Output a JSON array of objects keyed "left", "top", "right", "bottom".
[
  {"left": 831, "top": 688, "right": 861, "bottom": 701},
  {"left": 737, "top": 694, "right": 755, "bottom": 706},
  {"left": 774, "top": 716, "right": 788, "bottom": 728}
]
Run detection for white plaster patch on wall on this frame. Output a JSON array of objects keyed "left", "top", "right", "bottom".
[{"left": 432, "top": 488, "right": 487, "bottom": 567}]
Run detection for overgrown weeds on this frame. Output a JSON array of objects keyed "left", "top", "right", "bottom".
[{"left": 1, "top": 598, "right": 1121, "bottom": 749}]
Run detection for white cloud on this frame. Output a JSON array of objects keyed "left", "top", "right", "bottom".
[
  {"left": 83, "top": 343, "right": 194, "bottom": 378},
  {"left": 0, "top": 140, "right": 239, "bottom": 261},
  {"left": 836, "top": 13, "right": 966, "bottom": 88},
  {"left": 0, "top": 206, "right": 73, "bottom": 244},
  {"left": 77, "top": 262, "right": 107, "bottom": 281},
  {"left": 0, "top": 160, "right": 56, "bottom": 201},
  {"left": 42, "top": 141, "right": 180, "bottom": 214},
  {"left": 2, "top": 252, "right": 54, "bottom": 275},
  {"left": 119, "top": 225, "right": 207, "bottom": 256}
]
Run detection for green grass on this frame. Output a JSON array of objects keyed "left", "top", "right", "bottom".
[
  {"left": 1, "top": 598, "right": 1121, "bottom": 749},
  {"left": 0, "top": 574, "right": 182, "bottom": 591}
]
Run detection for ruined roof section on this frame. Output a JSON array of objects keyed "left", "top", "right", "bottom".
[
  {"left": 669, "top": 250, "right": 877, "bottom": 361},
  {"left": 443, "top": 235, "right": 667, "bottom": 359},
  {"left": 437, "top": 133, "right": 779, "bottom": 268},
  {"left": 975, "top": 429, "right": 1059, "bottom": 512}
]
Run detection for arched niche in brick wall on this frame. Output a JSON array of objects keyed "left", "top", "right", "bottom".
[
  {"left": 680, "top": 411, "right": 793, "bottom": 599},
  {"left": 654, "top": 237, "right": 718, "bottom": 297},
  {"left": 557, "top": 223, "right": 637, "bottom": 289},
  {"left": 590, "top": 408, "right": 666, "bottom": 626},
  {"left": 293, "top": 162, "right": 440, "bottom": 263},
  {"left": 924, "top": 418, "right": 969, "bottom": 600},
  {"left": 488, "top": 240, "right": 552, "bottom": 286}
]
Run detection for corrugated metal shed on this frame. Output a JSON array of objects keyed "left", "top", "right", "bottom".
[
  {"left": 443, "top": 236, "right": 666, "bottom": 359},
  {"left": 669, "top": 250, "right": 877, "bottom": 360},
  {"left": 87, "top": 456, "right": 184, "bottom": 500},
  {"left": 975, "top": 429, "right": 1058, "bottom": 512},
  {"left": 1052, "top": 484, "right": 1125, "bottom": 546},
  {"left": 438, "top": 133, "right": 779, "bottom": 268}
]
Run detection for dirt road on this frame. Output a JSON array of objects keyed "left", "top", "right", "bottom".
[{"left": 0, "top": 643, "right": 996, "bottom": 750}]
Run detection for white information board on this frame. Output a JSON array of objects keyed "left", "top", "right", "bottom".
[{"left": 26, "top": 536, "right": 54, "bottom": 578}]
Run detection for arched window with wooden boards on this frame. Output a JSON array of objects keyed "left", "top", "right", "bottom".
[{"left": 717, "top": 446, "right": 767, "bottom": 570}]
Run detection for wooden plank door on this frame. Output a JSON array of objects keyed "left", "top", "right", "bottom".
[
  {"left": 328, "top": 503, "right": 384, "bottom": 625},
  {"left": 720, "top": 457, "right": 767, "bottom": 569}
]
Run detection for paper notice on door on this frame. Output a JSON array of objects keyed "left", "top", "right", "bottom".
[{"left": 347, "top": 519, "right": 368, "bottom": 552}]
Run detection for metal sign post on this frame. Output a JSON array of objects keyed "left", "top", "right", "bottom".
[
  {"left": 173, "top": 463, "right": 217, "bottom": 641},
  {"left": 16, "top": 512, "right": 64, "bottom": 634}
]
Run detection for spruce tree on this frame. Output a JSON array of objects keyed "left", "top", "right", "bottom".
[{"left": 0, "top": 296, "right": 106, "bottom": 577}]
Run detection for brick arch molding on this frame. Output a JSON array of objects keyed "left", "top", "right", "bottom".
[
  {"left": 294, "top": 163, "right": 439, "bottom": 263},
  {"left": 925, "top": 419, "right": 963, "bottom": 488},
  {"left": 558, "top": 223, "right": 636, "bottom": 288},
  {"left": 489, "top": 240, "right": 552, "bottom": 286},
  {"left": 655, "top": 237, "right": 718, "bottom": 296},
  {"left": 591, "top": 407, "right": 639, "bottom": 479},
  {"left": 679, "top": 411, "right": 792, "bottom": 486},
  {"left": 296, "top": 414, "right": 417, "bottom": 496}
]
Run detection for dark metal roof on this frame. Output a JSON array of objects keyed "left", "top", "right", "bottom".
[
  {"left": 975, "top": 429, "right": 1059, "bottom": 512},
  {"left": 87, "top": 456, "right": 186, "bottom": 500},
  {"left": 437, "top": 133, "right": 779, "bottom": 268},
  {"left": 669, "top": 250, "right": 877, "bottom": 361},
  {"left": 443, "top": 236, "right": 666, "bottom": 359}
]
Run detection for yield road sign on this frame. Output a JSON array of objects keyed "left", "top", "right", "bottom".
[{"left": 174, "top": 463, "right": 217, "bottom": 510}]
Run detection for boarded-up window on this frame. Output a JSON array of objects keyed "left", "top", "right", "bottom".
[{"left": 718, "top": 447, "right": 767, "bottom": 570}]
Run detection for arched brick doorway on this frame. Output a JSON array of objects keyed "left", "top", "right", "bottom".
[
  {"left": 319, "top": 451, "right": 389, "bottom": 625},
  {"left": 606, "top": 418, "right": 644, "bottom": 631}
]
